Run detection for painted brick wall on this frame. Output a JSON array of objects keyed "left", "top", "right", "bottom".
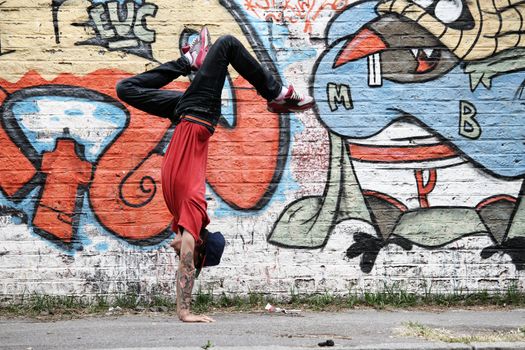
[{"left": 1, "top": 0, "right": 524, "bottom": 301}]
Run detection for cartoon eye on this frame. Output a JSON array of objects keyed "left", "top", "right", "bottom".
[
  {"left": 434, "top": 0, "right": 463, "bottom": 24},
  {"left": 410, "top": 0, "right": 474, "bottom": 29}
]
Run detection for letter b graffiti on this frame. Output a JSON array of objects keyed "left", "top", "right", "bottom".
[{"left": 459, "top": 100, "right": 481, "bottom": 139}]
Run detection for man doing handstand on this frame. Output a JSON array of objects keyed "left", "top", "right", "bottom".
[{"left": 116, "top": 27, "right": 314, "bottom": 323}]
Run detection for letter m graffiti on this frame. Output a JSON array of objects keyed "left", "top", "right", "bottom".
[{"left": 327, "top": 83, "right": 352, "bottom": 112}]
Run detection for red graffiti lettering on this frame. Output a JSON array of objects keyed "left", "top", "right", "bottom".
[
  {"left": 33, "top": 139, "right": 92, "bottom": 242},
  {"left": 414, "top": 168, "right": 437, "bottom": 208}
]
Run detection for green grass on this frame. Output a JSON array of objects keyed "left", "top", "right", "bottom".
[
  {"left": 400, "top": 321, "right": 525, "bottom": 343},
  {"left": 1, "top": 284, "right": 524, "bottom": 317},
  {"left": 200, "top": 340, "right": 214, "bottom": 349}
]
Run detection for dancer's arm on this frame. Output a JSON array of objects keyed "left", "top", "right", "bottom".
[{"left": 176, "top": 231, "right": 215, "bottom": 323}]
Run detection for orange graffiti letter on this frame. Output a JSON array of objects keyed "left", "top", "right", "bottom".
[{"left": 33, "top": 139, "right": 92, "bottom": 243}]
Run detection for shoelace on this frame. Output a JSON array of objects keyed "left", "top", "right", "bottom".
[
  {"left": 287, "top": 89, "right": 303, "bottom": 102},
  {"left": 188, "top": 36, "right": 200, "bottom": 54}
]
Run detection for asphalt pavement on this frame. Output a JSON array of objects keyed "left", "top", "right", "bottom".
[{"left": 1, "top": 308, "right": 525, "bottom": 350}]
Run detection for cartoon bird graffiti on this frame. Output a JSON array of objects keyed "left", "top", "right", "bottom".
[{"left": 268, "top": 0, "right": 525, "bottom": 271}]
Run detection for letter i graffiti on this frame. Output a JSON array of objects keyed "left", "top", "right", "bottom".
[{"left": 414, "top": 169, "right": 437, "bottom": 208}]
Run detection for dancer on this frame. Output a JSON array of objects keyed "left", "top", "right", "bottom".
[{"left": 116, "top": 27, "right": 314, "bottom": 323}]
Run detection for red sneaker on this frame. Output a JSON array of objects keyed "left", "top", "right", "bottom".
[
  {"left": 267, "top": 85, "right": 315, "bottom": 113},
  {"left": 185, "top": 26, "right": 211, "bottom": 71}
]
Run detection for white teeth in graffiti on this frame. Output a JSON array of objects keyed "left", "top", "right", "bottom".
[
  {"left": 423, "top": 48, "right": 434, "bottom": 57},
  {"left": 409, "top": 48, "right": 435, "bottom": 59},
  {"left": 368, "top": 53, "right": 382, "bottom": 86}
]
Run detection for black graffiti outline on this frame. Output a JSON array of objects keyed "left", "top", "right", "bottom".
[
  {"left": 51, "top": 0, "right": 68, "bottom": 44},
  {"left": 218, "top": 0, "right": 290, "bottom": 211},
  {"left": 118, "top": 157, "right": 157, "bottom": 209},
  {"left": 0, "top": 205, "right": 28, "bottom": 225}
]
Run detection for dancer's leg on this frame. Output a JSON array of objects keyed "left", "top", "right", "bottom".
[
  {"left": 175, "top": 35, "right": 282, "bottom": 119},
  {"left": 116, "top": 57, "right": 191, "bottom": 120}
]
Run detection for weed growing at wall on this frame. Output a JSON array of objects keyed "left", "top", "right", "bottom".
[{"left": 2, "top": 284, "right": 525, "bottom": 318}]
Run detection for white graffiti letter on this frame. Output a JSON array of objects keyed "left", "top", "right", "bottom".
[
  {"left": 90, "top": 4, "right": 116, "bottom": 40},
  {"left": 134, "top": 4, "right": 157, "bottom": 43},
  {"left": 327, "top": 83, "right": 353, "bottom": 112},
  {"left": 107, "top": 1, "right": 135, "bottom": 37}
]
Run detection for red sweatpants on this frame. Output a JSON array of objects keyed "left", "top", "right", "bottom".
[{"left": 161, "top": 119, "right": 211, "bottom": 244}]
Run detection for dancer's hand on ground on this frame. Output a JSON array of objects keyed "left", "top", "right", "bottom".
[{"left": 179, "top": 313, "right": 215, "bottom": 323}]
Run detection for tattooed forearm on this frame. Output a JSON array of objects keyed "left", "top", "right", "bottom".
[{"left": 177, "top": 250, "right": 196, "bottom": 316}]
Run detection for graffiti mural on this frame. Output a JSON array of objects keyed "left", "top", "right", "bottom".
[
  {"left": 0, "top": 0, "right": 288, "bottom": 251},
  {"left": 1, "top": 0, "right": 524, "bottom": 298},
  {"left": 268, "top": 0, "right": 525, "bottom": 271}
]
